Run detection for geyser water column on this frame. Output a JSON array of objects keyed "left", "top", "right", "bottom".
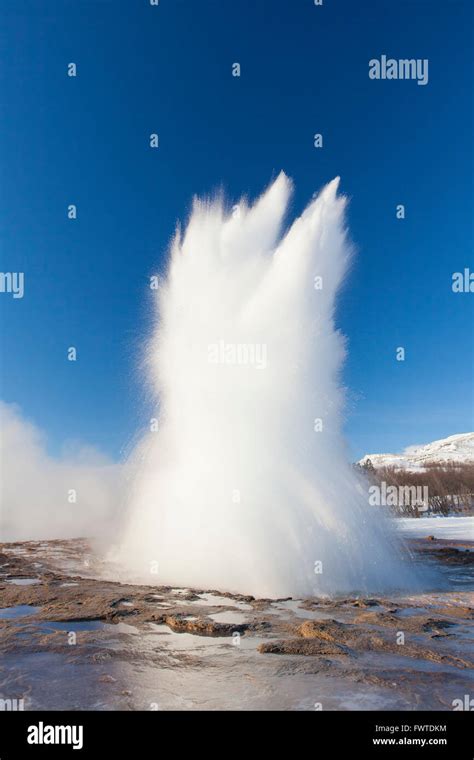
[{"left": 114, "top": 174, "right": 414, "bottom": 598}]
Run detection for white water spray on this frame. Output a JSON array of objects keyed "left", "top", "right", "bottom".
[{"left": 114, "top": 174, "right": 415, "bottom": 598}]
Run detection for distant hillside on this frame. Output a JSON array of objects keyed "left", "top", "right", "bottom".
[{"left": 358, "top": 433, "right": 474, "bottom": 471}]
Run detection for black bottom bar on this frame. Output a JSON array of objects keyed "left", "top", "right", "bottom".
[{"left": 0, "top": 710, "right": 471, "bottom": 758}]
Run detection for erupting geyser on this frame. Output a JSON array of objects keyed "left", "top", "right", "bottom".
[{"left": 114, "top": 174, "right": 415, "bottom": 597}]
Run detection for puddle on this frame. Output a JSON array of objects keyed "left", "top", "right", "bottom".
[
  {"left": 0, "top": 650, "right": 124, "bottom": 710},
  {"left": 192, "top": 593, "right": 252, "bottom": 610},
  {"left": 39, "top": 620, "right": 106, "bottom": 633},
  {"left": 0, "top": 605, "right": 41, "bottom": 619},
  {"left": 209, "top": 611, "right": 248, "bottom": 624},
  {"left": 7, "top": 578, "right": 41, "bottom": 586},
  {"left": 448, "top": 575, "right": 473, "bottom": 585},
  {"left": 147, "top": 622, "right": 234, "bottom": 649},
  {"left": 395, "top": 607, "right": 426, "bottom": 618}
]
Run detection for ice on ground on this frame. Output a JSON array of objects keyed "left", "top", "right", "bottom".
[{"left": 396, "top": 516, "right": 473, "bottom": 541}]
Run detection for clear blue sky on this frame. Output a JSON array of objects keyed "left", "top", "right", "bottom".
[{"left": 1, "top": 0, "right": 472, "bottom": 462}]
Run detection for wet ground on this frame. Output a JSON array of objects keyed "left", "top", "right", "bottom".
[{"left": 0, "top": 536, "right": 472, "bottom": 710}]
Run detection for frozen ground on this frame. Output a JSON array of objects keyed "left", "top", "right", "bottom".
[
  {"left": 397, "top": 516, "right": 473, "bottom": 541},
  {"left": 0, "top": 534, "right": 472, "bottom": 710}
]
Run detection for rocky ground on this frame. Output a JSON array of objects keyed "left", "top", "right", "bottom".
[{"left": 0, "top": 536, "right": 472, "bottom": 710}]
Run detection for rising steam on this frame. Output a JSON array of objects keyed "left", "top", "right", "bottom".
[{"left": 0, "top": 401, "right": 119, "bottom": 542}]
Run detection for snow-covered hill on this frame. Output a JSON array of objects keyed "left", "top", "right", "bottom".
[{"left": 359, "top": 432, "right": 474, "bottom": 471}]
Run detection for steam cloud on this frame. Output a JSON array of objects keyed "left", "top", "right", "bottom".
[{"left": 0, "top": 401, "right": 119, "bottom": 542}]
